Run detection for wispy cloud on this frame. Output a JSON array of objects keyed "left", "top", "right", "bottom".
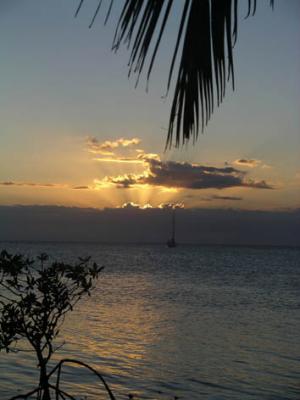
[
  {"left": 86, "top": 136, "right": 141, "bottom": 156},
  {"left": 0, "top": 181, "right": 64, "bottom": 188},
  {"left": 86, "top": 136, "right": 162, "bottom": 166},
  {"left": 232, "top": 158, "right": 272, "bottom": 169},
  {"left": 233, "top": 158, "right": 261, "bottom": 168},
  {"left": 0, "top": 181, "right": 92, "bottom": 191},
  {"left": 86, "top": 136, "right": 153, "bottom": 165},
  {"left": 93, "top": 157, "right": 144, "bottom": 164}
]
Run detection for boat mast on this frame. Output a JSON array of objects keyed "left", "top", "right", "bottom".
[{"left": 171, "top": 208, "right": 176, "bottom": 242}]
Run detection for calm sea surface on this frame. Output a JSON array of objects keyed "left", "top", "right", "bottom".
[{"left": 0, "top": 242, "right": 299, "bottom": 399}]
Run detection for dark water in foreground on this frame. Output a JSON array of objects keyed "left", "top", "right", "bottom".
[{"left": 0, "top": 242, "right": 299, "bottom": 399}]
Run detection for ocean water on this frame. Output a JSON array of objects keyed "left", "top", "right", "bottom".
[{"left": 0, "top": 242, "right": 299, "bottom": 399}]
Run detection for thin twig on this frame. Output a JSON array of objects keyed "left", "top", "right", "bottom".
[
  {"left": 49, "top": 385, "right": 76, "bottom": 400},
  {"left": 7, "top": 386, "right": 40, "bottom": 400}
]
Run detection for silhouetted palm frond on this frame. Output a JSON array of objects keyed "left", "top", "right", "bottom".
[{"left": 76, "top": 0, "right": 274, "bottom": 148}]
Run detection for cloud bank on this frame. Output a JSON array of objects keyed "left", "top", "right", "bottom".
[{"left": 0, "top": 205, "right": 298, "bottom": 246}]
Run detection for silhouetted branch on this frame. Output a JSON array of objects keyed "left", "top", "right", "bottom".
[
  {"left": 48, "top": 385, "right": 76, "bottom": 400},
  {"left": 49, "top": 358, "right": 116, "bottom": 400}
]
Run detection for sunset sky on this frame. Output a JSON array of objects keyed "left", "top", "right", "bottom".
[{"left": 0, "top": 0, "right": 299, "bottom": 211}]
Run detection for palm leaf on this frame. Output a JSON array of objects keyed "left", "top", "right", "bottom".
[{"left": 76, "top": 0, "right": 274, "bottom": 148}]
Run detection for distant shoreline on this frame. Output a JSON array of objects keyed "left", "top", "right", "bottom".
[{"left": 0, "top": 240, "right": 299, "bottom": 249}]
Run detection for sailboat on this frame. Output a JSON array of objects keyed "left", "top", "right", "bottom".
[{"left": 167, "top": 208, "right": 177, "bottom": 248}]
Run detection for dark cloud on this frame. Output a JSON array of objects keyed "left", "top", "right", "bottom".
[
  {"left": 107, "top": 159, "right": 273, "bottom": 190},
  {"left": 0, "top": 181, "right": 15, "bottom": 186},
  {"left": 112, "top": 175, "right": 139, "bottom": 189},
  {"left": 72, "top": 186, "right": 89, "bottom": 190},
  {"left": 146, "top": 160, "right": 243, "bottom": 189},
  {"left": 208, "top": 195, "right": 243, "bottom": 201}
]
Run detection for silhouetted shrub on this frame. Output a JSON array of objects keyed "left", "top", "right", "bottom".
[{"left": 0, "top": 250, "right": 116, "bottom": 400}]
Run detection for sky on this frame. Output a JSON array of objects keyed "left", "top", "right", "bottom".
[{"left": 0, "top": 0, "right": 299, "bottom": 212}]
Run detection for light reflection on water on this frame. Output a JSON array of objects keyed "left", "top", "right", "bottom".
[{"left": 0, "top": 243, "right": 299, "bottom": 399}]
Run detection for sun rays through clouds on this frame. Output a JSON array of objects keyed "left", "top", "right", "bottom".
[
  {"left": 0, "top": 135, "right": 277, "bottom": 209},
  {"left": 83, "top": 135, "right": 275, "bottom": 208}
]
